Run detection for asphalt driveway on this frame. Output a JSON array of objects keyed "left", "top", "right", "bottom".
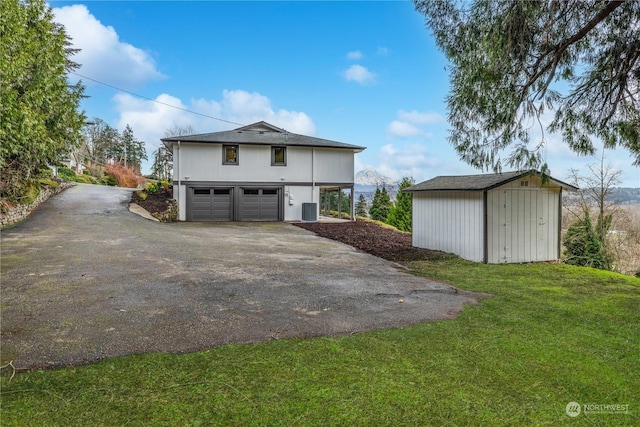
[{"left": 1, "top": 184, "right": 484, "bottom": 369}]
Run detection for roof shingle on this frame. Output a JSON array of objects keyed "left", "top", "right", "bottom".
[
  {"left": 161, "top": 121, "right": 365, "bottom": 152},
  {"left": 404, "top": 171, "right": 578, "bottom": 192}
]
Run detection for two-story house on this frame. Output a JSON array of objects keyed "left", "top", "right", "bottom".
[{"left": 161, "top": 121, "right": 365, "bottom": 222}]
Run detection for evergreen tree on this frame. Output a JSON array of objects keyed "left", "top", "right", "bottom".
[
  {"left": 415, "top": 0, "right": 640, "bottom": 170},
  {"left": 151, "top": 146, "right": 173, "bottom": 181},
  {"left": 386, "top": 177, "right": 414, "bottom": 231},
  {"left": 355, "top": 194, "right": 368, "bottom": 217},
  {"left": 369, "top": 188, "right": 381, "bottom": 220},
  {"left": 1, "top": 0, "right": 85, "bottom": 201},
  {"left": 369, "top": 187, "right": 391, "bottom": 222},
  {"left": 81, "top": 118, "right": 121, "bottom": 166},
  {"left": 563, "top": 211, "right": 608, "bottom": 270},
  {"left": 119, "top": 124, "right": 147, "bottom": 172}
]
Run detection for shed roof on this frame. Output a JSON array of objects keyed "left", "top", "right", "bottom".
[
  {"left": 404, "top": 171, "right": 578, "bottom": 192},
  {"left": 161, "top": 121, "right": 366, "bottom": 152}
]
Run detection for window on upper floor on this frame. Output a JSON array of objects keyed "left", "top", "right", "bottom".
[
  {"left": 271, "top": 146, "right": 286, "bottom": 166},
  {"left": 223, "top": 145, "right": 238, "bottom": 165}
]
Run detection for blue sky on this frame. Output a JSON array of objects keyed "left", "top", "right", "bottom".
[{"left": 50, "top": 1, "right": 638, "bottom": 187}]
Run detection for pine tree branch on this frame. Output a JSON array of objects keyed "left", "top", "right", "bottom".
[{"left": 523, "top": 0, "right": 626, "bottom": 102}]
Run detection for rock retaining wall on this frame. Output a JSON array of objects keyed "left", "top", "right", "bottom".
[{"left": 1, "top": 182, "right": 75, "bottom": 227}]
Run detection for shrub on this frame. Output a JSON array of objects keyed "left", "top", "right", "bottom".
[
  {"left": 146, "top": 181, "right": 159, "bottom": 194},
  {"left": 563, "top": 211, "right": 608, "bottom": 269},
  {"left": 102, "top": 175, "right": 118, "bottom": 186},
  {"left": 135, "top": 190, "right": 147, "bottom": 201},
  {"left": 38, "top": 179, "right": 59, "bottom": 189},
  {"left": 152, "top": 200, "right": 178, "bottom": 222},
  {"left": 57, "top": 166, "right": 77, "bottom": 181},
  {"left": 38, "top": 168, "right": 54, "bottom": 179},
  {"left": 105, "top": 163, "right": 145, "bottom": 188},
  {"left": 74, "top": 175, "right": 98, "bottom": 184},
  {"left": 18, "top": 182, "right": 40, "bottom": 205}
]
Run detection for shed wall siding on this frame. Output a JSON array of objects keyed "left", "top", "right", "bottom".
[
  {"left": 412, "top": 191, "right": 484, "bottom": 262},
  {"left": 486, "top": 186, "right": 560, "bottom": 263}
]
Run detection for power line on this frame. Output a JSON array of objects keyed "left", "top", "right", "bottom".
[{"left": 70, "top": 71, "right": 245, "bottom": 127}]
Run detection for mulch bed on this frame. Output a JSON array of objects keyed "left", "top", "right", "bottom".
[
  {"left": 294, "top": 220, "right": 449, "bottom": 263},
  {"left": 131, "top": 189, "right": 175, "bottom": 217}
]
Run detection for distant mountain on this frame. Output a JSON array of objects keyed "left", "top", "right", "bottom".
[
  {"left": 564, "top": 187, "right": 640, "bottom": 206},
  {"left": 354, "top": 169, "right": 399, "bottom": 203},
  {"left": 355, "top": 169, "right": 397, "bottom": 187},
  {"left": 609, "top": 188, "right": 640, "bottom": 205}
]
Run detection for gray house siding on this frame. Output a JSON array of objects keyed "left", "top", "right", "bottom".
[{"left": 163, "top": 122, "right": 365, "bottom": 222}]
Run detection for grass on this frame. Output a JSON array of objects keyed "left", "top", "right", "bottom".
[{"left": 1, "top": 259, "right": 638, "bottom": 426}]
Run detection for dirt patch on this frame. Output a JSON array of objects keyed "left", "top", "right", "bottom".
[{"left": 294, "top": 220, "right": 455, "bottom": 263}]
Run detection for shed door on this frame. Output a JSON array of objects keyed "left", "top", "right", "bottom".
[
  {"left": 497, "top": 189, "right": 557, "bottom": 263},
  {"left": 239, "top": 188, "right": 280, "bottom": 221}
]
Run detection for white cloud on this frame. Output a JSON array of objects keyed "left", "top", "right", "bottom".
[
  {"left": 397, "top": 109, "right": 445, "bottom": 125},
  {"left": 346, "top": 50, "right": 364, "bottom": 60},
  {"left": 386, "top": 109, "right": 444, "bottom": 139},
  {"left": 343, "top": 65, "right": 376, "bottom": 85},
  {"left": 53, "top": 4, "right": 165, "bottom": 88},
  {"left": 386, "top": 120, "right": 424, "bottom": 138},
  {"left": 217, "top": 90, "right": 316, "bottom": 135},
  {"left": 376, "top": 143, "right": 443, "bottom": 181},
  {"left": 112, "top": 89, "right": 316, "bottom": 172}
]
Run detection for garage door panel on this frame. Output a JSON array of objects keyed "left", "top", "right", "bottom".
[
  {"left": 191, "top": 189, "right": 212, "bottom": 221},
  {"left": 189, "top": 186, "right": 280, "bottom": 221},
  {"left": 212, "top": 189, "right": 232, "bottom": 221},
  {"left": 240, "top": 188, "right": 280, "bottom": 221},
  {"left": 189, "top": 187, "right": 233, "bottom": 221},
  {"left": 240, "top": 196, "right": 261, "bottom": 221}
]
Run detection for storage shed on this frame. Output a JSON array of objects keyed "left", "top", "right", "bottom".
[{"left": 404, "top": 171, "right": 578, "bottom": 264}]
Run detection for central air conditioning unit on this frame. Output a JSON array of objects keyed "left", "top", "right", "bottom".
[{"left": 301, "top": 203, "right": 318, "bottom": 222}]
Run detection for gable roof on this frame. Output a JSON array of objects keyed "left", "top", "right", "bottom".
[
  {"left": 404, "top": 171, "right": 578, "bottom": 192},
  {"left": 161, "top": 121, "right": 366, "bottom": 152}
]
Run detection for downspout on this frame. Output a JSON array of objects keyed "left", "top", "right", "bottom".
[
  {"left": 177, "top": 141, "right": 181, "bottom": 219},
  {"left": 311, "top": 148, "right": 315, "bottom": 203},
  {"left": 177, "top": 140, "right": 181, "bottom": 188}
]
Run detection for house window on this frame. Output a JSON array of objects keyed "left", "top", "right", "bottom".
[
  {"left": 271, "top": 146, "right": 286, "bottom": 166},
  {"left": 223, "top": 145, "right": 238, "bottom": 165}
]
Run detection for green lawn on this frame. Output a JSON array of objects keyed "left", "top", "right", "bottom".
[{"left": 1, "top": 258, "right": 638, "bottom": 426}]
